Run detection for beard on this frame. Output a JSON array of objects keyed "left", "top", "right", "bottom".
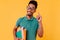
[{"left": 27, "top": 12, "right": 33, "bottom": 16}]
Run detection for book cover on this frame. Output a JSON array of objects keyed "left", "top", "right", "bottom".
[{"left": 16, "top": 27, "right": 26, "bottom": 40}]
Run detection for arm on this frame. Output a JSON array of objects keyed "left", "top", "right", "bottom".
[
  {"left": 13, "top": 26, "right": 21, "bottom": 40},
  {"left": 37, "top": 21, "right": 43, "bottom": 37},
  {"left": 13, "top": 18, "right": 22, "bottom": 40},
  {"left": 13, "top": 26, "right": 17, "bottom": 39},
  {"left": 13, "top": 26, "right": 18, "bottom": 40},
  {"left": 36, "top": 13, "right": 43, "bottom": 38}
]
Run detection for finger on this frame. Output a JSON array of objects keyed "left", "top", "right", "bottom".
[{"left": 38, "top": 12, "right": 40, "bottom": 16}]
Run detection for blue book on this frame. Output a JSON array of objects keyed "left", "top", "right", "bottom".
[
  {"left": 16, "top": 30, "right": 22, "bottom": 38},
  {"left": 16, "top": 27, "right": 26, "bottom": 40}
]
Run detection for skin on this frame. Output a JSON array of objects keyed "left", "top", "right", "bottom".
[{"left": 13, "top": 4, "right": 43, "bottom": 40}]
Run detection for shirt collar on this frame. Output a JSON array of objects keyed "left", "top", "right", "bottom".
[{"left": 24, "top": 16, "right": 34, "bottom": 21}]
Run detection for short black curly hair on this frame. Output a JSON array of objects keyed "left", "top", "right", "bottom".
[{"left": 28, "top": 0, "right": 38, "bottom": 9}]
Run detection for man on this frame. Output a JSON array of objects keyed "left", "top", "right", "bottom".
[{"left": 13, "top": 1, "right": 43, "bottom": 40}]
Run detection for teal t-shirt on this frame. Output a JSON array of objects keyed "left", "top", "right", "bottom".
[{"left": 16, "top": 16, "right": 39, "bottom": 40}]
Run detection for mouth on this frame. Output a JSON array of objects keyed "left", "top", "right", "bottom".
[
  {"left": 27, "top": 11, "right": 31, "bottom": 13},
  {"left": 27, "top": 12, "right": 32, "bottom": 16}
]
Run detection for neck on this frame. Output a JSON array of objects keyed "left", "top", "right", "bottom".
[{"left": 26, "top": 15, "right": 33, "bottom": 19}]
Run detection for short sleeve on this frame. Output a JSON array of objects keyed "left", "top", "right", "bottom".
[{"left": 16, "top": 18, "right": 22, "bottom": 27}]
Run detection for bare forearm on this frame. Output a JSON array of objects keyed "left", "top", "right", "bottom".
[
  {"left": 13, "top": 27, "right": 17, "bottom": 38},
  {"left": 38, "top": 21, "right": 43, "bottom": 37}
]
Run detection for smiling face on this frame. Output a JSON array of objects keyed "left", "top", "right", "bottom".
[{"left": 26, "top": 4, "right": 36, "bottom": 16}]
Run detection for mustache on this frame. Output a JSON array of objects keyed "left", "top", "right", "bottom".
[{"left": 27, "top": 11, "right": 32, "bottom": 13}]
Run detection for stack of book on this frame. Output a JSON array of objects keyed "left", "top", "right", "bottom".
[{"left": 16, "top": 27, "right": 26, "bottom": 40}]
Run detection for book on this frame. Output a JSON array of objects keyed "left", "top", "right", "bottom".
[{"left": 16, "top": 27, "right": 26, "bottom": 40}]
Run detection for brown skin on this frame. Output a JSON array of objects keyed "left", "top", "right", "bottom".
[
  {"left": 36, "top": 13, "right": 43, "bottom": 37},
  {"left": 13, "top": 4, "right": 43, "bottom": 40}
]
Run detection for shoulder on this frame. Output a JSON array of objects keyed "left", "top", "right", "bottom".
[
  {"left": 33, "top": 17, "right": 38, "bottom": 22},
  {"left": 17, "top": 16, "right": 25, "bottom": 22},
  {"left": 18, "top": 17, "right": 25, "bottom": 20}
]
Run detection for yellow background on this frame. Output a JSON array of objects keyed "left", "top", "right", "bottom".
[{"left": 0, "top": 0, "right": 60, "bottom": 40}]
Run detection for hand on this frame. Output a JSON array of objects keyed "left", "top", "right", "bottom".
[
  {"left": 36, "top": 12, "right": 42, "bottom": 23},
  {"left": 14, "top": 37, "right": 18, "bottom": 40},
  {"left": 14, "top": 37, "right": 21, "bottom": 40}
]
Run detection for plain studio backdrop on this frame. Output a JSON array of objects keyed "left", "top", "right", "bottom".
[{"left": 0, "top": 0, "right": 60, "bottom": 40}]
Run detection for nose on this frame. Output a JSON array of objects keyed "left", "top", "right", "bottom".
[{"left": 27, "top": 9, "right": 31, "bottom": 12}]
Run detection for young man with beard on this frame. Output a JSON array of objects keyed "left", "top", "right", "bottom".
[{"left": 13, "top": 1, "right": 43, "bottom": 40}]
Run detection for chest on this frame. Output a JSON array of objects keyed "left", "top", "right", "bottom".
[{"left": 19, "top": 20, "right": 37, "bottom": 31}]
